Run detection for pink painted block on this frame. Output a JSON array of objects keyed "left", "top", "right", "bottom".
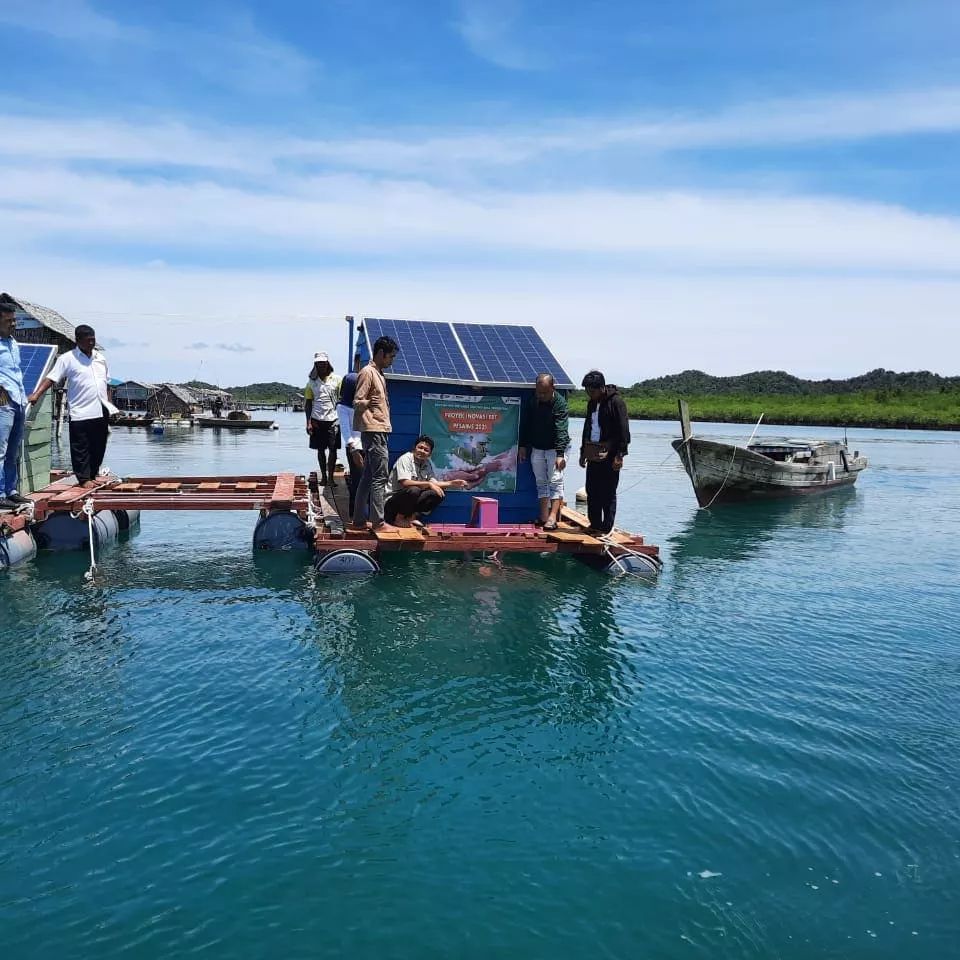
[
  {"left": 428, "top": 523, "right": 539, "bottom": 534},
  {"left": 468, "top": 497, "right": 499, "bottom": 528}
]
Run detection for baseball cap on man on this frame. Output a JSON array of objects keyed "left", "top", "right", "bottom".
[{"left": 313, "top": 352, "right": 330, "bottom": 363}]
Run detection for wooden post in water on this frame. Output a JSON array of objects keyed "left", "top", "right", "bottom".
[{"left": 678, "top": 398, "right": 692, "bottom": 443}]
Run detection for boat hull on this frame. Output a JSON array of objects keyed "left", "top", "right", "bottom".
[
  {"left": 672, "top": 438, "right": 865, "bottom": 507},
  {"left": 195, "top": 418, "right": 276, "bottom": 430}
]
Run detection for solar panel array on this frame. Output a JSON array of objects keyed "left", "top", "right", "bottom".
[
  {"left": 364, "top": 319, "right": 475, "bottom": 382},
  {"left": 362, "top": 318, "right": 573, "bottom": 388},
  {"left": 453, "top": 324, "right": 573, "bottom": 388},
  {"left": 17, "top": 344, "right": 58, "bottom": 394}
]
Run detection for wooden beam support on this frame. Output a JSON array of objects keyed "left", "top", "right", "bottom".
[{"left": 267, "top": 473, "right": 297, "bottom": 511}]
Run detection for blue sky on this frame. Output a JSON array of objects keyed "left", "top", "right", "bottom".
[{"left": 1, "top": 0, "right": 959, "bottom": 384}]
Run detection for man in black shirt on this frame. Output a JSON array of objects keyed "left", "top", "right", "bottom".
[{"left": 579, "top": 370, "right": 630, "bottom": 535}]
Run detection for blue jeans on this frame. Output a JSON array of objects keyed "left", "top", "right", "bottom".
[{"left": 0, "top": 402, "right": 25, "bottom": 496}]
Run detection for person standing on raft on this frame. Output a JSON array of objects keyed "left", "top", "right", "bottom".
[
  {"left": 351, "top": 335, "right": 398, "bottom": 532},
  {"left": 29, "top": 324, "right": 118, "bottom": 489},
  {"left": 578, "top": 369, "right": 629, "bottom": 535},
  {"left": 518, "top": 373, "right": 570, "bottom": 531},
  {"left": 304, "top": 352, "right": 341, "bottom": 488}
]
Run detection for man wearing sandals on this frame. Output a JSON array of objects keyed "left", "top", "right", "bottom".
[
  {"left": 518, "top": 373, "right": 570, "bottom": 531},
  {"left": 383, "top": 435, "right": 469, "bottom": 527}
]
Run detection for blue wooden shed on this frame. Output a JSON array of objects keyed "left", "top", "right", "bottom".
[{"left": 353, "top": 318, "right": 575, "bottom": 525}]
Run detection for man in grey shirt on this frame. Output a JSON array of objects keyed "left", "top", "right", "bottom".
[{"left": 383, "top": 435, "right": 469, "bottom": 527}]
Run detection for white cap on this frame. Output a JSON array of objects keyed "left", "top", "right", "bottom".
[{"left": 313, "top": 351, "right": 330, "bottom": 363}]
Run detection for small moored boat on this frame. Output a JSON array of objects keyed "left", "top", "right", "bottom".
[
  {"left": 672, "top": 400, "right": 867, "bottom": 507},
  {"left": 195, "top": 414, "right": 277, "bottom": 430}
]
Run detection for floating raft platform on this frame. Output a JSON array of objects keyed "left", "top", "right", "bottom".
[
  {"left": 311, "top": 472, "right": 660, "bottom": 573},
  {"left": 2, "top": 469, "right": 660, "bottom": 574}
]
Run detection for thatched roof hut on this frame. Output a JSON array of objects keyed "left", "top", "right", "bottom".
[
  {"left": 0, "top": 293, "right": 76, "bottom": 353},
  {"left": 147, "top": 383, "right": 197, "bottom": 417}
]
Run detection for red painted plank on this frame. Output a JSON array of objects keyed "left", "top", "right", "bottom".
[{"left": 268, "top": 473, "right": 297, "bottom": 510}]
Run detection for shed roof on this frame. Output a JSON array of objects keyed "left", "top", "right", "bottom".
[
  {"left": 0, "top": 294, "right": 76, "bottom": 342},
  {"left": 160, "top": 383, "right": 197, "bottom": 405}
]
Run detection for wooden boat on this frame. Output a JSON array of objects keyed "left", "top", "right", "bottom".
[
  {"left": 672, "top": 400, "right": 867, "bottom": 507},
  {"left": 111, "top": 413, "right": 155, "bottom": 427},
  {"left": 195, "top": 416, "right": 277, "bottom": 430},
  {"left": 153, "top": 416, "right": 193, "bottom": 429}
]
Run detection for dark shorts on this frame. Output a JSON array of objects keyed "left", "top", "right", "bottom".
[{"left": 308, "top": 420, "right": 341, "bottom": 451}]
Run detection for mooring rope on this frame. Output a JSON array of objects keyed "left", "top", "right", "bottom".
[
  {"left": 82, "top": 498, "right": 98, "bottom": 582},
  {"left": 596, "top": 533, "right": 663, "bottom": 577},
  {"left": 695, "top": 414, "right": 764, "bottom": 511}
]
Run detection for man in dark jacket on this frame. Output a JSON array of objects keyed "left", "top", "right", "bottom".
[
  {"left": 578, "top": 370, "right": 630, "bottom": 534},
  {"left": 519, "top": 374, "right": 570, "bottom": 530}
]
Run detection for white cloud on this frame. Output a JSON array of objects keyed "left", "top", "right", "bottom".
[
  {"left": 3, "top": 159, "right": 960, "bottom": 272},
  {"left": 454, "top": 0, "right": 544, "bottom": 70},
  {"left": 3, "top": 258, "right": 957, "bottom": 383},
  {"left": 0, "top": 1, "right": 315, "bottom": 97},
  {"left": 2, "top": 84, "right": 958, "bottom": 381},
  {"left": 0, "top": 0, "right": 125, "bottom": 41},
  {"left": 3, "top": 85, "right": 960, "bottom": 180}
]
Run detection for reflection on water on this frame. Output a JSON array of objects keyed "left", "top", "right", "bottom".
[
  {"left": 299, "top": 554, "right": 650, "bottom": 729},
  {"left": 668, "top": 487, "right": 858, "bottom": 570}
]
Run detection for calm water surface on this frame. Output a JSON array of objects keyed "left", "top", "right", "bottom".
[{"left": 1, "top": 414, "right": 958, "bottom": 958}]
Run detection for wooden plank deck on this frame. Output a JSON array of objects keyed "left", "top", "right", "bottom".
[
  {"left": 27, "top": 474, "right": 311, "bottom": 521},
  {"left": 313, "top": 483, "right": 658, "bottom": 559}
]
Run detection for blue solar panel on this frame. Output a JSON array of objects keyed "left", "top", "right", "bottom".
[
  {"left": 364, "top": 318, "right": 475, "bottom": 382},
  {"left": 17, "top": 343, "right": 57, "bottom": 394},
  {"left": 454, "top": 324, "right": 574, "bottom": 388}
]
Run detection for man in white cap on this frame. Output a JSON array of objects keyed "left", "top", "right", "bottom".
[{"left": 304, "top": 352, "right": 341, "bottom": 487}]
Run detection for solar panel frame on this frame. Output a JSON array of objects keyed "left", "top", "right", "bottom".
[
  {"left": 453, "top": 324, "right": 574, "bottom": 389},
  {"left": 16, "top": 343, "right": 58, "bottom": 395}
]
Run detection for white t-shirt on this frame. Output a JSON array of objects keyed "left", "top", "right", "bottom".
[
  {"left": 590, "top": 409, "right": 601, "bottom": 442},
  {"left": 386, "top": 451, "right": 436, "bottom": 497},
  {"left": 49, "top": 348, "right": 118, "bottom": 421},
  {"left": 305, "top": 374, "right": 340, "bottom": 422}
]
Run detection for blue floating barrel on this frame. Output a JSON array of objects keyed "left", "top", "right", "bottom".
[
  {"left": 252, "top": 511, "right": 311, "bottom": 551},
  {"left": 34, "top": 509, "right": 140, "bottom": 551},
  {"left": 0, "top": 529, "right": 37, "bottom": 568}
]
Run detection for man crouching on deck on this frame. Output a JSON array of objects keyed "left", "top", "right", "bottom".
[{"left": 383, "top": 435, "right": 470, "bottom": 527}]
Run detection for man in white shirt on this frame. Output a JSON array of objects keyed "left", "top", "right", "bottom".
[
  {"left": 383, "top": 434, "right": 469, "bottom": 527},
  {"left": 29, "top": 325, "right": 118, "bottom": 488}
]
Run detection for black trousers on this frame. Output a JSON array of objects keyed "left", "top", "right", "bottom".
[
  {"left": 69, "top": 410, "right": 110, "bottom": 483},
  {"left": 347, "top": 450, "right": 364, "bottom": 516},
  {"left": 586, "top": 458, "right": 619, "bottom": 533},
  {"left": 384, "top": 487, "right": 442, "bottom": 523}
]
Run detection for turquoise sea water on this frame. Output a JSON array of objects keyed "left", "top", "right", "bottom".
[{"left": 2, "top": 414, "right": 958, "bottom": 958}]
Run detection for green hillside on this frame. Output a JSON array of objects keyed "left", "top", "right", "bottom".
[
  {"left": 182, "top": 380, "right": 301, "bottom": 404},
  {"left": 567, "top": 369, "right": 960, "bottom": 429}
]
